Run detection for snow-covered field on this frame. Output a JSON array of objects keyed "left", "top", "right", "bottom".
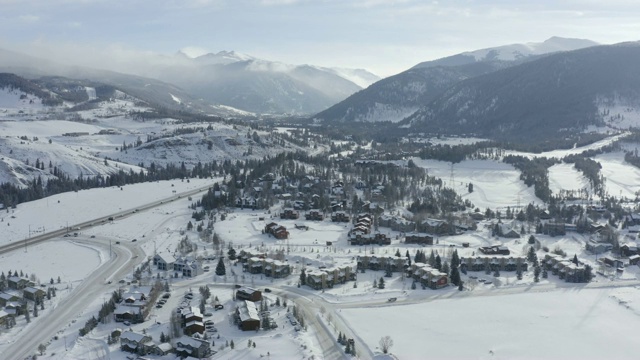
[
  {"left": 342, "top": 288, "right": 640, "bottom": 359},
  {"left": 0, "top": 178, "right": 218, "bottom": 245},
  {"left": 0, "top": 240, "right": 103, "bottom": 283},
  {"left": 503, "top": 132, "right": 628, "bottom": 159},
  {"left": 595, "top": 151, "right": 640, "bottom": 198},
  {"left": 548, "top": 162, "right": 589, "bottom": 195},
  {"left": 411, "top": 158, "right": 542, "bottom": 209}
]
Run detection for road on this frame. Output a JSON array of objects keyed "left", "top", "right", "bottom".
[
  {"left": 0, "top": 180, "right": 218, "bottom": 256},
  {"left": 3, "top": 238, "right": 145, "bottom": 360},
  {"left": 1, "top": 182, "right": 217, "bottom": 359}
]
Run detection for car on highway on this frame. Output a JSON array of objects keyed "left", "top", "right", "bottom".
[
  {"left": 115, "top": 241, "right": 120, "bottom": 244},
  {"left": 388, "top": 297, "right": 397, "bottom": 302},
  {"left": 90, "top": 235, "right": 96, "bottom": 238},
  {"left": 132, "top": 239, "right": 137, "bottom": 242}
]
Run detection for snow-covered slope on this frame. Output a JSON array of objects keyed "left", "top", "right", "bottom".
[{"left": 413, "top": 36, "right": 598, "bottom": 68}]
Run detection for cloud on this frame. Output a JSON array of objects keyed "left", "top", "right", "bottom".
[
  {"left": 19, "top": 14, "right": 40, "bottom": 23},
  {"left": 260, "top": 0, "right": 300, "bottom": 5},
  {"left": 179, "top": 46, "right": 210, "bottom": 58}
]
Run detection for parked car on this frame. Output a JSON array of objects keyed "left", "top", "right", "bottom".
[
  {"left": 162, "top": 293, "right": 171, "bottom": 299},
  {"left": 132, "top": 239, "right": 137, "bottom": 242},
  {"left": 204, "top": 312, "right": 213, "bottom": 317},
  {"left": 115, "top": 241, "right": 120, "bottom": 244},
  {"left": 123, "top": 321, "right": 130, "bottom": 326},
  {"left": 90, "top": 235, "right": 96, "bottom": 238},
  {"left": 387, "top": 297, "right": 397, "bottom": 302},
  {"left": 264, "top": 288, "right": 272, "bottom": 293},
  {"left": 214, "top": 304, "right": 224, "bottom": 310}
]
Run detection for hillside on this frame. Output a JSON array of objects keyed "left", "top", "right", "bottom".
[
  {"left": 404, "top": 42, "right": 640, "bottom": 142},
  {"left": 313, "top": 62, "right": 502, "bottom": 123}
]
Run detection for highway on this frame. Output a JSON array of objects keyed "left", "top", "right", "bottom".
[{"left": 1, "top": 182, "right": 217, "bottom": 359}]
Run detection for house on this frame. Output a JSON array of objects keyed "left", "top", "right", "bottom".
[
  {"left": 175, "top": 336, "right": 211, "bottom": 358},
  {"left": 114, "top": 305, "right": 143, "bottom": 323},
  {"left": 23, "top": 287, "right": 45, "bottom": 302},
  {"left": 421, "top": 218, "right": 452, "bottom": 235},
  {"left": 237, "top": 300, "right": 261, "bottom": 331},
  {"left": 120, "top": 331, "right": 154, "bottom": 355},
  {"left": 280, "top": 208, "right": 299, "bottom": 220},
  {"left": 304, "top": 265, "right": 355, "bottom": 290},
  {"left": 236, "top": 287, "right": 262, "bottom": 302},
  {"left": 544, "top": 254, "right": 591, "bottom": 283},
  {"left": 7, "top": 277, "right": 30, "bottom": 290},
  {"left": 357, "top": 256, "right": 408, "bottom": 272},
  {"left": 0, "top": 309, "right": 13, "bottom": 327},
  {"left": 265, "top": 222, "right": 289, "bottom": 239},
  {"left": 348, "top": 231, "right": 391, "bottom": 246},
  {"left": 0, "top": 292, "right": 21, "bottom": 307},
  {"left": 406, "top": 263, "right": 449, "bottom": 289},
  {"left": 621, "top": 242, "right": 639, "bottom": 257},
  {"left": 182, "top": 307, "right": 203, "bottom": 325},
  {"left": 460, "top": 256, "right": 528, "bottom": 272},
  {"left": 405, "top": 233, "right": 434, "bottom": 245},
  {"left": 151, "top": 343, "right": 173, "bottom": 356},
  {"left": 586, "top": 239, "right": 613, "bottom": 254},
  {"left": 305, "top": 209, "right": 324, "bottom": 221},
  {"left": 629, "top": 255, "right": 640, "bottom": 266},
  {"left": 378, "top": 214, "right": 416, "bottom": 232},
  {"left": 600, "top": 256, "right": 624, "bottom": 269},
  {"left": 4, "top": 302, "right": 23, "bottom": 316},
  {"left": 153, "top": 253, "right": 177, "bottom": 271},
  {"left": 331, "top": 211, "right": 350, "bottom": 222},
  {"left": 184, "top": 320, "right": 205, "bottom": 336},
  {"left": 478, "top": 245, "right": 510, "bottom": 255},
  {"left": 543, "top": 222, "right": 566, "bottom": 236}
]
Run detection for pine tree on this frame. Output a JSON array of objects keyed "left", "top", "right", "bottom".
[
  {"left": 230, "top": 340, "right": 235, "bottom": 349},
  {"left": 572, "top": 254, "right": 579, "bottom": 265},
  {"left": 527, "top": 246, "right": 537, "bottom": 263},
  {"left": 33, "top": 302, "right": 38, "bottom": 317},
  {"left": 215, "top": 258, "right": 226, "bottom": 276},
  {"left": 378, "top": 277, "right": 385, "bottom": 289},
  {"left": 435, "top": 254, "right": 442, "bottom": 270},
  {"left": 411, "top": 281, "right": 416, "bottom": 290},
  {"left": 299, "top": 268, "right": 306, "bottom": 286},
  {"left": 450, "top": 266, "right": 461, "bottom": 286},
  {"left": 534, "top": 266, "right": 541, "bottom": 282}
]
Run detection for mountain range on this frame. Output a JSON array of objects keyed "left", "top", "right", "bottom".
[{"left": 313, "top": 37, "right": 599, "bottom": 124}]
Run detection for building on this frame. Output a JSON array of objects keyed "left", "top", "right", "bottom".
[
  {"left": 478, "top": 245, "right": 510, "bottom": 255},
  {"left": 405, "top": 233, "right": 434, "bottom": 245},
  {"left": 280, "top": 208, "right": 300, "bottom": 220},
  {"left": 331, "top": 211, "right": 350, "bottom": 222},
  {"left": 265, "top": 222, "right": 289, "bottom": 239},
  {"left": 460, "top": 256, "right": 528, "bottom": 272},
  {"left": 114, "top": 305, "right": 143, "bottom": 323},
  {"left": 120, "top": 331, "right": 154, "bottom": 355},
  {"left": 586, "top": 239, "right": 613, "bottom": 254},
  {"left": 420, "top": 218, "right": 452, "bottom": 235},
  {"left": 236, "top": 287, "right": 262, "bottom": 302},
  {"left": 543, "top": 222, "right": 566, "bottom": 236},
  {"left": 406, "top": 263, "right": 449, "bottom": 289},
  {"left": 378, "top": 214, "right": 416, "bottom": 232},
  {"left": 305, "top": 209, "right": 324, "bottom": 221},
  {"left": 304, "top": 265, "right": 356, "bottom": 290},
  {"left": 544, "top": 254, "right": 591, "bottom": 283},
  {"left": 7, "top": 277, "right": 30, "bottom": 290},
  {"left": 23, "top": 287, "right": 46, "bottom": 302},
  {"left": 175, "top": 336, "right": 211, "bottom": 358},
  {"left": 0, "top": 293, "right": 21, "bottom": 307},
  {"left": 348, "top": 231, "right": 391, "bottom": 246},
  {"left": 357, "top": 255, "right": 408, "bottom": 272},
  {"left": 236, "top": 300, "right": 261, "bottom": 331},
  {"left": 153, "top": 253, "right": 177, "bottom": 271}
]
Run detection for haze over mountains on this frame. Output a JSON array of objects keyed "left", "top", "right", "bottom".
[{"left": 5, "top": 36, "right": 640, "bottom": 145}]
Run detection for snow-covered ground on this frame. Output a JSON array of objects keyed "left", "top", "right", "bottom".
[
  {"left": 503, "top": 132, "right": 628, "bottom": 159},
  {"left": 411, "top": 158, "right": 542, "bottom": 209},
  {"left": 342, "top": 287, "right": 640, "bottom": 359},
  {"left": 595, "top": 151, "right": 640, "bottom": 199},
  {"left": 548, "top": 162, "right": 589, "bottom": 195},
  {"left": 0, "top": 178, "right": 218, "bottom": 245}
]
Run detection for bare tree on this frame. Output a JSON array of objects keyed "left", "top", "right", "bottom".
[{"left": 379, "top": 335, "right": 393, "bottom": 354}]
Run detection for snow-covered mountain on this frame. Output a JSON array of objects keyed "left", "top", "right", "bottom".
[
  {"left": 403, "top": 42, "right": 640, "bottom": 142},
  {"left": 412, "top": 37, "right": 598, "bottom": 68},
  {"left": 143, "top": 51, "right": 381, "bottom": 115},
  {"left": 313, "top": 37, "right": 598, "bottom": 124}
]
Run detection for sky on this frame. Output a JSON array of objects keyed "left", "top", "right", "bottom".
[{"left": 1, "top": 0, "right": 640, "bottom": 77}]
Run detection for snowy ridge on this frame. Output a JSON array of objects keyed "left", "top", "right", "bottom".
[
  {"left": 0, "top": 87, "right": 46, "bottom": 115},
  {"left": 355, "top": 103, "right": 418, "bottom": 123}
]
